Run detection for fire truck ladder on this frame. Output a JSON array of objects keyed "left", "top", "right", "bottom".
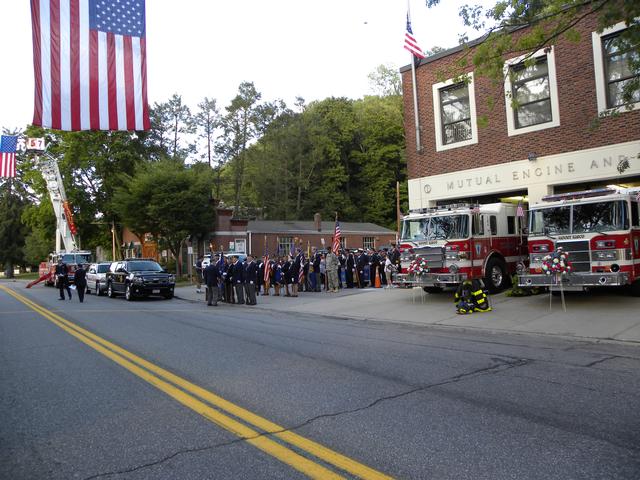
[{"left": 37, "top": 152, "right": 77, "bottom": 252}]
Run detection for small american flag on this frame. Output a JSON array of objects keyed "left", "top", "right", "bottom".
[
  {"left": 471, "top": 204, "right": 480, "bottom": 214},
  {"left": 332, "top": 219, "right": 341, "bottom": 255},
  {"left": 404, "top": 14, "right": 425, "bottom": 59},
  {"left": 516, "top": 201, "right": 525, "bottom": 217},
  {"left": 0, "top": 136, "right": 18, "bottom": 178},
  {"left": 635, "top": 190, "right": 640, "bottom": 203},
  {"left": 31, "top": 0, "right": 150, "bottom": 131}
]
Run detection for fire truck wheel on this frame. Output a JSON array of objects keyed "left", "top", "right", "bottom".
[
  {"left": 423, "top": 286, "right": 443, "bottom": 294},
  {"left": 485, "top": 257, "right": 508, "bottom": 293},
  {"left": 631, "top": 280, "right": 640, "bottom": 297}
]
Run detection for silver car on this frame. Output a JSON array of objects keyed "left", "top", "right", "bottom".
[{"left": 86, "top": 262, "right": 111, "bottom": 296}]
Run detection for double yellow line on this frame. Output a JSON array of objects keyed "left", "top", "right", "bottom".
[{"left": 0, "top": 285, "right": 392, "bottom": 480}]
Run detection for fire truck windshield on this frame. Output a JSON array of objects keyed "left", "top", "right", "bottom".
[
  {"left": 60, "top": 253, "right": 92, "bottom": 264},
  {"left": 402, "top": 215, "right": 469, "bottom": 241},
  {"left": 530, "top": 200, "right": 629, "bottom": 235},
  {"left": 573, "top": 201, "right": 628, "bottom": 233}
]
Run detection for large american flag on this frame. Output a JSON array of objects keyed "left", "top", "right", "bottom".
[
  {"left": 332, "top": 219, "right": 341, "bottom": 255},
  {"left": 0, "top": 136, "right": 18, "bottom": 178},
  {"left": 404, "top": 14, "right": 425, "bottom": 59},
  {"left": 31, "top": 0, "right": 150, "bottom": 131}
]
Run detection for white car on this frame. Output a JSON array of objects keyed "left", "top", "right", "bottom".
[{"left": 86, "top": 262, "right": 111, "bottom": 296}]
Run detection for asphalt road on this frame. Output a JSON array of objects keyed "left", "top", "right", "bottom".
[{"left": 1, "top": 281, "right": 639, "bottom": 480}]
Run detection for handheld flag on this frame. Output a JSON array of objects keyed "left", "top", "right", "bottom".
[
  {"left": 30, "top": 0, "right": 151, "bottom": 131},
  {"left": 332, "top": 217, "right": 341, "bottom": 255},
  {"left": 0, "top": 136, "right": 18, "bottom": 178},
  {"left": 404, "top": 13, "right": 425, "bottom": 59}
]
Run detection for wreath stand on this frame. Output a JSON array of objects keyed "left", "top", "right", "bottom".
[{"left": 549, "top": 272, "right": 567, "bottom": 312}]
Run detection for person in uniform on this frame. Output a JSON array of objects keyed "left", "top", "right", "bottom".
[
  {"left": 356, "top": 250, "right": 369, "bottom": 288},
  {"left": 222, "top": 255, "right": 233, "bottom": 303},
  {"left": 231, "top": 256, "right": 245, "bottom": 304},
  {"left": 311, "top": 248, "right": 321, "bottom": 292},
  {"left": 244, "top": 254, "right": 258, "bottom": 305},
  {"left": 273, "top": 257, "right": 283, "bottom": 296},
  {"left": 55, "top": 259, "right": 72, "bottom": 300},
  {"left": 194, "top": 256, "right": 204, "bottom": 293},
  {"left": 289, "top": 252, "right": 301, "bottom": 297},
  {"left": 345, "top": 249, "right": 355, "bottom": 288},
  {"left": 325, "top": 250, "right": 340, "bottom": 292},
  {"left": 369, "top": 249, "right": 381, "bottom": 287},
  {"left": 282, "top": 256, "right": 292, "bottom": 296},
  {"left": 203, "top": 260, "right": 221, "bottom": 306},
  {"left": 74, "top": 263, "right": 87, "bottom": 303}
]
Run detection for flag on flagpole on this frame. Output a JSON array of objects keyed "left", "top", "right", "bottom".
[
  {"left": 30, "top": 0, "right": 151, "bottom": 131},
  {"left": 332, "top": 218, "right": 341, "bottom": 254},
  {"left": 404, "top": 13, "right": 425, "bottom": 59},
  {"left": 471, "top": 203, "right": 480, "bottom": 214},
  {"left": 298, "top": 253, "right": 305, "bottom": 284},
  {"left": 516, "top": 200, "right": 525, "bottom": 218},
  {"left": 264, "top": 255, "right": 271, "bottom": 283},
  {"left": 0, "top": 136, "right": 18, "bottom": 178}
]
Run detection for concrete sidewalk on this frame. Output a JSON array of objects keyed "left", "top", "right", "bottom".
[{"left": 175, "top": 284, "right": 640, "bottom": 344}]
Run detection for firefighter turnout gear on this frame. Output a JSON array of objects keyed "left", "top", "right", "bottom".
[{"left": 454, "top": 279, "right": 492, "bottom": 314}]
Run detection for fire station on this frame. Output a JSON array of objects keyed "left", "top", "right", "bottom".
[{"left": 400, "top": 12, "right": 640, "bottom": 210}]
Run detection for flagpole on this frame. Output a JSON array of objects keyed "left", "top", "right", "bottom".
[{"left": 408, "top": 3, "right": 422, "bottom": 153}]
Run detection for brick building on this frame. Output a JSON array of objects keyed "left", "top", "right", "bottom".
[
  {"left": 207, "top": 207, "right": 397, "bottom": 255},
  {"left": 401, "top": 13, "right": 640, "bottom": 209}
]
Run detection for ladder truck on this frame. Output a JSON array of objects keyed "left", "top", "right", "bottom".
[{"left": 29, "top": 149, "right": 91, "bottom": 287}]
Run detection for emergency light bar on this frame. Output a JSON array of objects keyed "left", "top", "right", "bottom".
[{"left": 542, "top": 188, "right": 616, "bottom": 202}]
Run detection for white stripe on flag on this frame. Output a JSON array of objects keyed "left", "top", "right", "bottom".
[
  {"left": 79, "top": 0, "right": 90, "bottom": 129},
  {"left": 97, "top": 31, "right": 109, "bottom": 130},
  {"left": 115, "top": 34, "right": 127, "bottom": 130},
  {"left": 132, "top": 37, "right": 143, "bottom": 130},
  {"left": 59, "top": 0, "right": 71, "bottom": 131},
  {"left": 40, "top": 0, "right": 52, "bottom": 128}
]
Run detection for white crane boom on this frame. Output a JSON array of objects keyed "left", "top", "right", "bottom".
[{"left": 37, "top": 152, "right": 78, "bottom": 252}]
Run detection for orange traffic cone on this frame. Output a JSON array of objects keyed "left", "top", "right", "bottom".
[{"left": 374, "top": 267, "right": 381, "bottom": 288}]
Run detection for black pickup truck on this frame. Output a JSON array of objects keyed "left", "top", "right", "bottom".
[{"left": 105, "top": 259, "right": 175, "bottom": 300}]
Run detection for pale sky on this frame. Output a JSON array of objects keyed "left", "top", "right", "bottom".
[{"left": 0, "top": 0, "right": 492, "bottom": 131}]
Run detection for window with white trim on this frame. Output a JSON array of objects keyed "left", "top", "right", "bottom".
[
  {"left": 278, "top": 237, "right": 293, "bottom": 256},
  {"left": 593, "top": 22, "right": 640, "bottom": 113},
  {"left": 432, "top": 73, "right": 478, "bottom": 151},
  {"left": 362, "top": 236, "right": 375, "bottom": 250},
  {"left": 504, "top": 48, "right": 560, "bottom": 136}
]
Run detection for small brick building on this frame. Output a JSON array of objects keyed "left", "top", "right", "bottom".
[
  {"left": 207, "top": 207, "right": 397, "bottom": 256},
  {"left": 401, "top": 12, "right": 640, "bottom": 208}
]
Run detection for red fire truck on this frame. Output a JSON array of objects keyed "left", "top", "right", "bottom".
[
  {"left": 518, "top": 187, "right": 640, "bottom": 296},
  {"left": 395, "top": 203, "right": 528, "bottom": 292}
]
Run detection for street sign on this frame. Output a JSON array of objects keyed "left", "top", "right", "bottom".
[{"left": 187, "top": 246, "right": 193, "bottom": 254}]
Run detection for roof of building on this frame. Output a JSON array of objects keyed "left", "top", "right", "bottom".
[{"left": 247, "top": 220, "right": 395, "bottom": 235}]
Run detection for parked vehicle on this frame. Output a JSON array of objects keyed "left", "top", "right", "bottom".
[
  {"left": 85, "top": 262, "right": 111, "bottom": 296},
  {"left": 395, "top": 202, "right": 528, "bottom": 292},
  {"left": 518, "top": 187, "right": 640, "bottom": 296},
  {"left": 105, "top": 258, "right": 175, "bottom": 300}
]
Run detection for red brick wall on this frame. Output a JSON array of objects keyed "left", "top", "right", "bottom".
[{"left": 402, "top": 12, "right": 640, "bottom": 180}]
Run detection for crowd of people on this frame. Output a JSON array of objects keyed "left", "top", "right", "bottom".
[{"left": 195, "top": 245, "right": 403, "bottom": 306}]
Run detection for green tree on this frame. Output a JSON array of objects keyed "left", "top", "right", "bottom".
[
  {"left": 0, "top": 183, "right": 28, "bottom": 277},
  {"left": 112, "top": 161, "right": 216, "bottom": 276},
  {"left": 149, "top": 94, "right": 195, "bottom": 159},
  {"left": 368, "top": 64, "right": 402, "bottom": 96},
  {"left": 217, "top": 82, "right": 262, "bottom": 215}
]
